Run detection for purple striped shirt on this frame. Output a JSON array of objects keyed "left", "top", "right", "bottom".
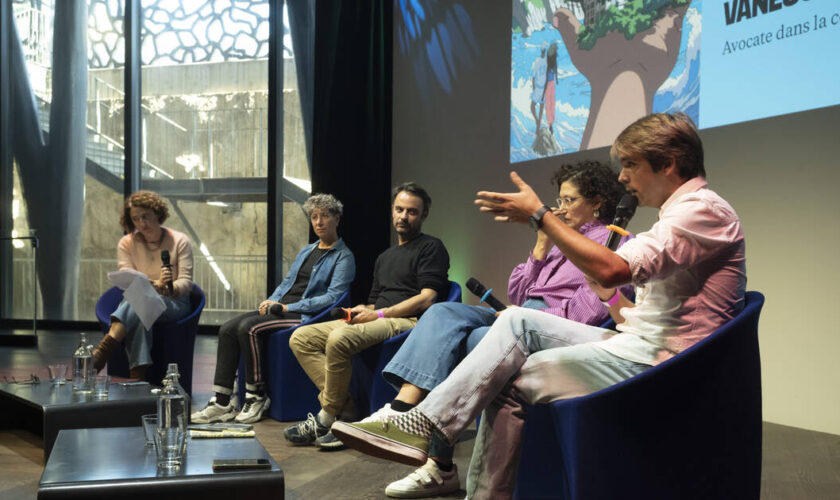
[{"left": 507, "top": 221, "right": 632, "bottom": 326}]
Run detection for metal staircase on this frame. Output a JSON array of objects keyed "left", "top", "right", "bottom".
[{"left": 35, "top": 95, "right": 309, "bottom": 204}]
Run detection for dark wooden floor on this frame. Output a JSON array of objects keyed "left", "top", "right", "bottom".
[{"left": 1, "top": 329, "right": 839, "bottom": 499}]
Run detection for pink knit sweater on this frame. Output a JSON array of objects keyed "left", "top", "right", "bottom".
[{"left": 117, "top": 226, "right": 194, "bottom": 297}]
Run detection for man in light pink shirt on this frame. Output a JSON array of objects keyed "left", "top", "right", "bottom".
[{"left": 332, "top": 113, "right": 746, "bottom": 499}]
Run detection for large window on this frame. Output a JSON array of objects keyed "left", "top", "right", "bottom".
[
  {"left": 84, "top": 0, "right": 128, "bottom": 319},
  {"left": 4, "top": 0, "right": 311, "bottom": 325},
  {"left": 10, "top": 0, "right": 128, "bottom": 321},
  {"left": 139, "top": 0, "right": 274, "bottom": 324},
  {"left": 138, "top": 0, "right": 308, "bottom": 324},
  {"left": 9, "top": 0, "right": 54, "bottom": 319}
]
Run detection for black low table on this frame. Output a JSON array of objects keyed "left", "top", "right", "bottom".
[
  {"left": 0, "top": 380, "right": 157, "bottom": 459},
  {"left": 38, "top": 427, "right": 284, "bottom": 500}
]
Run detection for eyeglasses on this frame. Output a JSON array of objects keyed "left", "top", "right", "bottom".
[{"left": 556, "top": 196, "right": 581, "bottom": 208}]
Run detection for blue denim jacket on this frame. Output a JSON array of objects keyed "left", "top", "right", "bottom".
[{"left": 267, "top": 238, "right": 355, "bottom": 322}]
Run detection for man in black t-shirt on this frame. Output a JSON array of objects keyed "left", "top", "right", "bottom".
[{"left": 286, "top": 182, "right": 449, "bottom": 448}]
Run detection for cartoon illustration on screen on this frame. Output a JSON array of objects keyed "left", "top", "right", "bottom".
[{"left": 511, "top": 0, "right": 701, "bottom": 163}]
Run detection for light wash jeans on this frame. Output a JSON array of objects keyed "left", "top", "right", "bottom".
[
  {"left": 415, "top": 308, "right": 650, "bottom": 499},
  {"left": 383, "top": 302, "right": 495, "bottom": 392},
  {"left": 111, "top": 294, "right": 192, "bottom": 369},
  {"left": 383, "top": 299, "right": 547, "bottom": 460}
]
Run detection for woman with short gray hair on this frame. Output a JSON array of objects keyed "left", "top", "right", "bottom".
[
  {"left": 192, "top": 193, "right": 355, "bottom": 424},
  {"left": 303, "top": 193, "right": 344, "bottom": 218}
]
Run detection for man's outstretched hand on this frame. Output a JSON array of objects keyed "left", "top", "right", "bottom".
[{"left": 475, "top": 172, "right": 544, "bottom": 224}]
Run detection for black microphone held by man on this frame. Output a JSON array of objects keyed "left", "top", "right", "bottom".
[{"left": 604, "top": 194, "right": 638, "bottom": 251}]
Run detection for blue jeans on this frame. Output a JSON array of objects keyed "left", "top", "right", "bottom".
[
  {"left": 382, "top": 302, "right": 495, "bottom": 392},
  {"left": 111, "top": 294, "right": 192, "bottom": 369},
  {"left": 382, "top": 298, "right": 548, "bottom": 460}
]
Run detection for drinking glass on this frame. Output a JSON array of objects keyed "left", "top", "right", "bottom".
[
  {"left": 93, "top": 374, "right": 110, "bottom": 398},
  {"left": 48, "top": 364, "right": 68, "bottom": 385},
  {"left": 154, "top": 424, "right": 187, "bottom": 468},
  {"left": 142, "top": 414, "right": 157, "bottom": 446}
]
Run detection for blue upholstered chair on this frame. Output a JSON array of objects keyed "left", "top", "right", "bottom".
[
  {"left": 350, "top": 281, "right": 463, "bottom": 416},
  {"left": 513, "top": 291, "right": 765, "bottom": 500},
  {"left": 95, "top": 284, "right": 206, "bottom": 394},
  {"left": 235, "top": 290, "right": 351, "bottom": 422}
]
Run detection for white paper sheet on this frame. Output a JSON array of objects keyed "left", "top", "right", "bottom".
[
  {"left": 107, "top": 269, "right": 148, "bottom": 290},
  {"left": 107, "top": 269, "right": 167, "bottom": 330}
]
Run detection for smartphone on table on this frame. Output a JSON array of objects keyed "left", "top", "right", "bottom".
[{"left": 212, "top": 458, "right": 271, "bottom": 472}]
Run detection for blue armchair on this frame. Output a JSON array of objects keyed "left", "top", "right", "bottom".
[
  {"left": 95, "top": 284, "right": 206, "bottom": 394},
  {"left": 350, "top": 281, "right": 463, "bottom": 416},
  {"left": 513, "top": 291, "right": 765, "bottom": 500},
  {"left": 235, "top": 290, "right": 351, "bottom": 421}
]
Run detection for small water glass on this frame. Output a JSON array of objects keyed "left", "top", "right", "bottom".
[
  {"left": 93, "top": 374, "right": 110, "bottom": 398},
  {"left": 142, "top": 414, "right": 157, "bottom": 446},
  {"left": 47, "top": 364, "right": 67, "bottom": 385},
  {"left": 155, "top": 426, "right": 187, "bottom": 468}
]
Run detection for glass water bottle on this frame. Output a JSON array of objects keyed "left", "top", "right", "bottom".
[
  {"left": 71, "top": 333, "right": 94, "bottom": 393},
  {"left": 156, "top": 365, "right": 188, "bottom": 467}
]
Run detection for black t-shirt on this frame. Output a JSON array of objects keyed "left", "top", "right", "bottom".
[
  {"left": 368, "top": 234, "right": 449, "bottom": 310},
  {"left": 281, "top": 247, "right": 329, "bottom": 304}
]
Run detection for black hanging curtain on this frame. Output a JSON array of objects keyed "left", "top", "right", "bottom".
[
  {"left": 295, "top": 0, "right": 393, "bottom": 305},
  {"left": 285, "top": 0, "right": 315, "bottom": 170}
]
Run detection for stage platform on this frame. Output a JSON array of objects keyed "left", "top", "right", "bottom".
[
  {"left": 0, "top": 328, "right": 37, "bottom": 347},
  {"left": 1, "top": 329, "right": 838, "bottom": 499}
]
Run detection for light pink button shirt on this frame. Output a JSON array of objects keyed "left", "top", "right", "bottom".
[{"left": 601, "top": 177, "right": 747, "bottom": 366}]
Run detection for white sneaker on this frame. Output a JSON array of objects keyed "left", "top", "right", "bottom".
[
  {"left": 385, "top": 458, "right": 460, "bottom": 498},
  {"left": 190, "top": 396, "right": 236, "bottom": 424},
  {"left": 235, "top": 394, "right": 270, "bottom": 423},
  {"left": 361, "top": 402, "right": 401, "bottom": 423}
]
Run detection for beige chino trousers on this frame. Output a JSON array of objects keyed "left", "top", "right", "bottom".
[{"left": 289, "top": 317, "right": 417, "bottom": 416}]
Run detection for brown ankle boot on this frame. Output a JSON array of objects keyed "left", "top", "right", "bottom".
[
  {"left": 92, "top": 335, "right": 120, "bottom": 372},
  {"left": 129, "top": 365, "right": 148, "bottom": 380}
]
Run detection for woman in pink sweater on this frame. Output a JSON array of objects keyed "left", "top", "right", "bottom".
[{"left": 92, "top": 191, "right": 194, "bottom": 380}]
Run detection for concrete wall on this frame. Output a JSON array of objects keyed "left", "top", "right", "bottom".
[
  {"left": 90, "top": 59, "right": 298, "bottom": 95},
  {"left": 391, "top": 4, "right": 840, "bottom": 435},
  {"left": 89, "top": 59, "right": 308, "bottom": 180}
]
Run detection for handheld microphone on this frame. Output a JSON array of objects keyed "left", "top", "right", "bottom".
[
  {"left": 604, "top": 194, "right": 638, "bottom": 251},
  {"left": 268, "top": 303, "right": 286, "bottom": 315},
  {"left": 466, "top": 278, "right": 507, "bottom": 312},
  {"left": 328, "top": 307, "right": 355, "bottom": 321},
  {"left": 160, "top": 250, "right": 174, "bottom": 294},
  {"left": 269, "top": 305, "right": 354, "bottom": 319}
]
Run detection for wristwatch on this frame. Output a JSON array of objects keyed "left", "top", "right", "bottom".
[{"left": 528, "top": 205, "right": 552, "bottom": 231}]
